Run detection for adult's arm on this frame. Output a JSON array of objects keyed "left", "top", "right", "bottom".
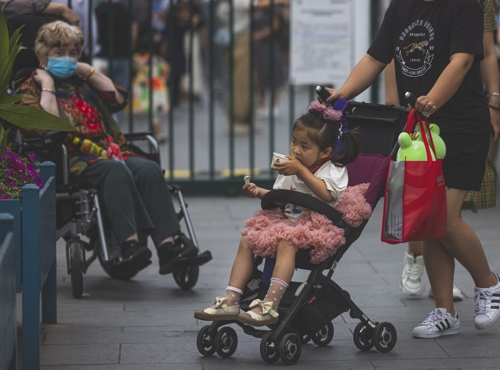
[
  {"left": 414, "top": 53, "right": 474, "bottom": 115},
  {"left": 384, "top": 59, "right": 400, "bottom": 106},
  {"left": 41, "top": 2, "right": 79, "bottom": 25},
  {"left": 76, "top": 63, "right": 126, "bottom": 104},
  {"left": 0, "top": 0, "right": 50, "bottom": 21},
  {"left": 323, "top": 54, "right": 387, "bottom": 102},
  {"left": 480, "top": 31, "right": 500, "bottom": 141}
]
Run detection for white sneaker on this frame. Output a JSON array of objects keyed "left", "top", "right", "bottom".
[
  {"left": 413, "top": 308, "right": 460, "bottom": 338},
  {"left": 400, "top": 253, "right": 425, "bottom": 296},
  {"left": 428, "top": 284, "right": 464, "bottom": 302},
  {"left": 474, "top": 273, "right": 500, "bottom": 330}
]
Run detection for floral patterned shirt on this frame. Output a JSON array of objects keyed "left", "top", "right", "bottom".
[{"left": 17, "top": 75, "right": 129, "bottom": 176}]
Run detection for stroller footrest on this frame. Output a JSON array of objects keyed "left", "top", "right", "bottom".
[{"left": 176, "top": 250, "right": 212, "bottom": 268}]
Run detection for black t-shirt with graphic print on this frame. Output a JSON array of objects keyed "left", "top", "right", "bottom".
[{"left": 368, "top": 0, "right": 490, "bottom": 135}]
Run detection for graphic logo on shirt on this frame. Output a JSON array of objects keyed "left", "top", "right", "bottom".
[{"left": 396, "top": 20, "right": 435, "bottom": 78}]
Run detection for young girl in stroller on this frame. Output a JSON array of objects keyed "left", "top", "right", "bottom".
[{"left": 195, "top": 101, "right": 372, "bottom": 327}]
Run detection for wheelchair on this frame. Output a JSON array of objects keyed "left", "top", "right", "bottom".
[
  {"left": 7, "top": 12, "right": 212, "bottom": 298},
  {"left": 16, "top": 130, "right": 212, "bottom": 298}
]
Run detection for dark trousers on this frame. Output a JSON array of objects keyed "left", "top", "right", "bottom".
[{"left": 80, "top": 156, "right": 180, "bottom": 247}]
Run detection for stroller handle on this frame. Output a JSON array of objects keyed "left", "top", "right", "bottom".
[{"left": 347, "top": 100, "right": 410, "bottom": 113}]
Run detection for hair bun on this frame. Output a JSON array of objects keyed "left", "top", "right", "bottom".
[{"left": 308, "top": 101, "right": 342, "bottom": 121}]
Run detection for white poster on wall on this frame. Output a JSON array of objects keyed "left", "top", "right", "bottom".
[{"left": 289, "top": 0, "right": 354, "bottom": 87}]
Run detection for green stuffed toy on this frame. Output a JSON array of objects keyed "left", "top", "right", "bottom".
[
  {"left": 417, "top": 123, "right": 446, "bottom": 160},
  {"left": 396, "top": 123, "right": 446, "bottom": 161},
  {"left": 396, "top": 133, "right": 429, "bottom": 161}
]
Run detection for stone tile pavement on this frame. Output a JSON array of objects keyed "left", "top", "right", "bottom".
[{"left": 17, "top": 194, "right": 500, "bottom": 369}]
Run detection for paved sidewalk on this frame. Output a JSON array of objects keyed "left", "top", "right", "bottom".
[{"left": 19, "top": 194, "right": 500, "bottom": 369}]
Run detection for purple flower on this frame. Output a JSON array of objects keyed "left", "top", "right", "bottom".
[
  {"left": 6, "top": 168, "right": 12, "bottom": 176},
  {"left": 0, "top": 195, "right": 11, "bottom": 199}
]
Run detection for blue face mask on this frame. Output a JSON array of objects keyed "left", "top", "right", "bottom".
[{"left": 46, "top": 56, "right": 77, "bottom": 79}]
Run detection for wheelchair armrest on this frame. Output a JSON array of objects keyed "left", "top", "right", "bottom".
[
  {"left": 261, "top": 190, "right": 344, "bottom": 226},
  {"left": 124, "top": 132, "right": 159, "bottom": 153},
  {"left": 21, "top": 131, "right": 67, "bottom": 151}
]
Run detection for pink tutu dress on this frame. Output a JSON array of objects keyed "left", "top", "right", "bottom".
[{"left": 240, "top": 161, "right": 372, "bottom": 264}]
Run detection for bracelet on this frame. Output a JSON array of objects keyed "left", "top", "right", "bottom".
[
  {"left": 41, "top": 88, "right": 56, "bottom": 95},
  {"left": 82, "top": 66, "right": 95, "bottom": 81},
  {"left": 488, "top": 104, "right": 500, "bottom": 111},
  {"left": 487, "top": 92, "right": 500, "bottom": 98}
]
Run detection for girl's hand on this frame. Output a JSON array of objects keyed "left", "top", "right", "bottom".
[
  {"left": 34, "top": 69, "right": 54, "bottom": 88},
  {"left": 318, "top": 87, "right": 346, "bottom": 105},
  {"left": 243, "top": 183, "right": 260, "bottom": 198},
  {"left": 272, "top": 156, "right": 304, "bottom": 176},
  {"left": 414, "top": 95, "right": 437, "bottom": 116}
]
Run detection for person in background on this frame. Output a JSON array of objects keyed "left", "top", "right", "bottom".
[
  {"left": 253, "top": 0, "right": 288, "bottom": 119},
  {"left": 387, "top": 0, "right": 500, "bottom": 304},
  {"left": 132, "top": 34, "right": 169, "bottom": 144},
  {"left": 0, "top": 0, "right": 79, "bottom": 25},
  {"left": 94, "top": 0, "right": 137, "bottom": 128}
]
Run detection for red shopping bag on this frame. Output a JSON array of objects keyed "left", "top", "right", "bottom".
[{"left": 381, "top": 110, "right": 447, "bottom": 244}]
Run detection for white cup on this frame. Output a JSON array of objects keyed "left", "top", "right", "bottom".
[{"left": 271, "top": 152, "right": 288, "bottom": 168}]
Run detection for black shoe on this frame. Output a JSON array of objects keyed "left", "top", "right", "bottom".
[
  {"left": 120, "top": 240, "right": 152, "bottom": 262},
  {"left": 158, "top": 239, "right": 198, "bottom": 275}
]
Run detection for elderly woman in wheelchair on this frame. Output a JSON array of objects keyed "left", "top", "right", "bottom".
[{"left": 16, "top": 20, "right": 206, "bottom": 290}]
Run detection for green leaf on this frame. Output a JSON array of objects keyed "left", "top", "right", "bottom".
[
  {"left": 0, "top": 104, "right": 76, "bottom": 131},
  {"left": 0, "top": 12, "right": 8, "bottom": 61},
  {"left": 4, "top": 95, "right": 22, "bottom": 104},
  {"left": 0, "top": 126, "right": 10, "bottom": 156},
  {"left": 0, "top": 54, "right": 11, "bottom": 103},
  {"left": 8, "top": 27, "right": 21, "bottom": 54}
]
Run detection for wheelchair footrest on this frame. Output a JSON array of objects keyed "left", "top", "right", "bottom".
[
  {"left": 108, "top": 259, "right": 152, "bottom": 275},
  {"left": 176, "top": 250, "right": 212, "bottom": 269}
]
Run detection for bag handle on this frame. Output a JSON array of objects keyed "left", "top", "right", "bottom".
[{"left": 408, "top": 110, "right": 437, "bottom": 162}]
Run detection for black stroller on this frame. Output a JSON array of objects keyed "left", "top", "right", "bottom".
[{"left": 195, "top": 100, "right": 407, "bottom": 365}]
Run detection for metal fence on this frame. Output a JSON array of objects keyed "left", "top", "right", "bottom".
[{"left": 70, "top": 0, "right": 380, "bottom": 195}]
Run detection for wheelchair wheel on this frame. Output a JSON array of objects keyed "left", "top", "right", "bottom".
[
  {"left": 373, "top": 322, "right": 397, "bottom": 353},
  {"left": 214, "top": 327, "right": 238, "bottom": 358},
  {"left": 312, "top": 322, "right": 334, "bottom": 347},
  {"left": 353, "top": 322, "right": 375, "bottom": 351},
  {"left": 260, "top": 332, "right": 280, "bottom": 364},
  {"left": 197, "top": 325, "right": 216, "bottom": 356},
  {"left": 279, "top": 333, "right": 302, "bottom": 365},
  {"left": 173, "top": 265, "right": 199, "bottom": 290},
  {"left": 68, "top": 240, "right": 84, "bottom": 299}
]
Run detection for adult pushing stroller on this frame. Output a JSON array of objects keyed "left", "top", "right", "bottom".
[{"left": 195, "top": 99, "right": 408, "bottom": 365}]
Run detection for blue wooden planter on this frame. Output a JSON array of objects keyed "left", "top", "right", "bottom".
[
  {"left": 0, "top": 213, "right": 16, "bottom": 370},
  {"left": 0, "top": 162, "right": 57, "bottom": 370}
]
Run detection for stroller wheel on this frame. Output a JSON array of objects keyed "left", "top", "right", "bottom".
[
  {"left": 260, "top": 332, "right": 280, "bottom": 364},
  {"left": 300, "top": 334, "right": 311, "bottom": 345},
  {"left": 196, "top": 325, "right": 216, "bottom": 356},
  {"left": 353, "top": 322, "right": 375, "bottom": 351},
  {"left": 279, "top": 333, "right": 302, "bottom": 365},
  {"left": 173, "top": 265, "right": 199, "bottom": 290},
  {"left": 68, "top": 240, "right": 84, "bottom": 298},
  {"left": 373, "top": 322, "right": 397, "bottom": 353},
  {"left": 214, "top": 327, "right": 238, "bottom": 358},
  {"left": 312, "top": 322, "right": 334, "bottom": 347}
]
